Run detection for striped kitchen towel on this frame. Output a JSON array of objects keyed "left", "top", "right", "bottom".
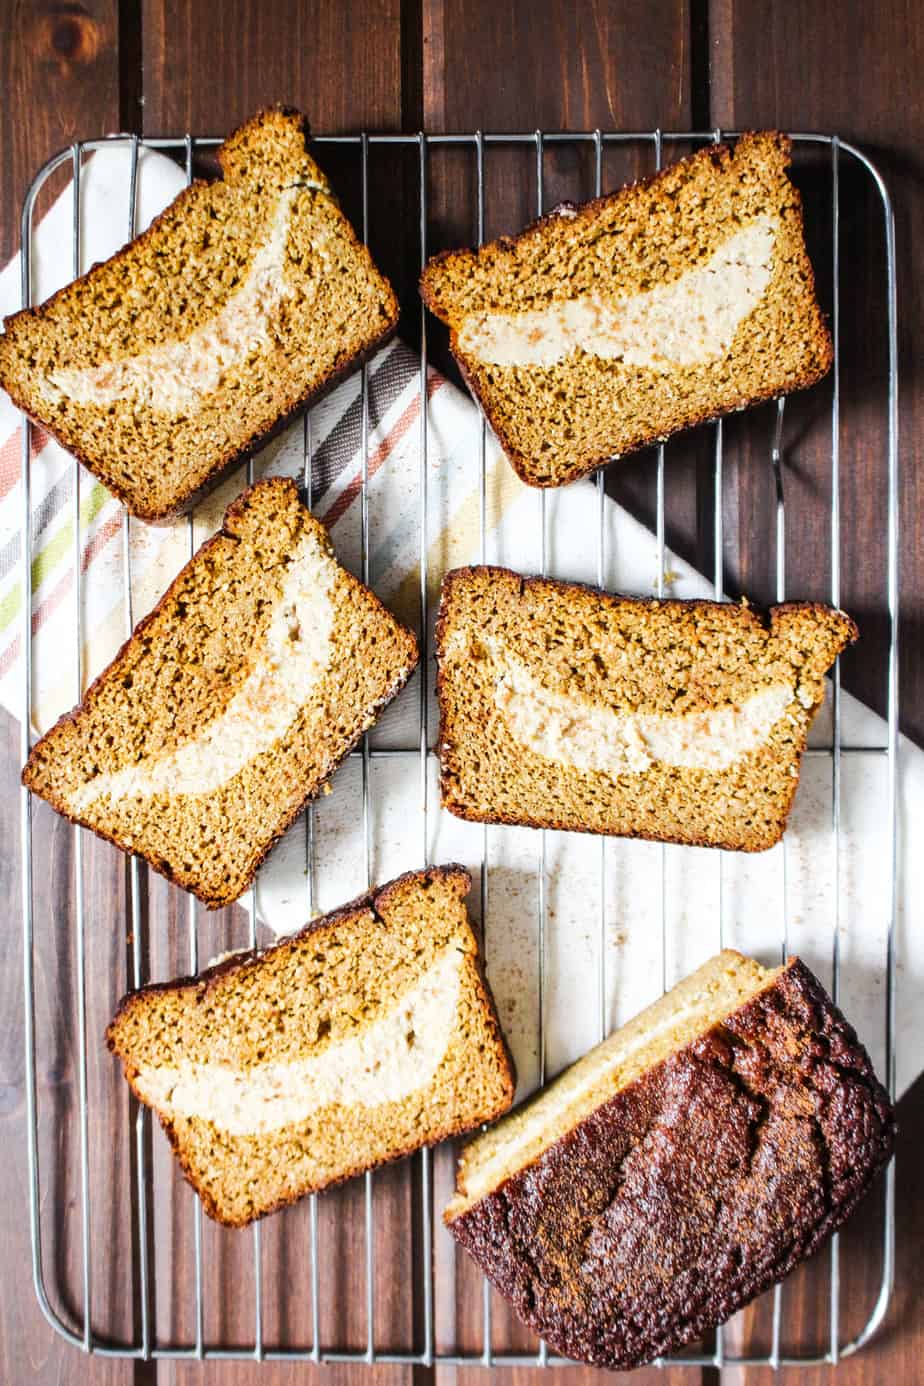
[
  {"left": 0, "top": 143, "right": 707, "bottom": 737},
  {"left": 0, "top": 144, "right": 918, "bottom": 1100}
]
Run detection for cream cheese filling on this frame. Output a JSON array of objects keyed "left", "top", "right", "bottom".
[
  {"left": 487, "top": 646, "right": 797, "bottom": 774},
  {"left": 456, "top": 215, "right": 777, "bottom": 370},
  {"left": 446, "top": 620, "right": 803, "bottom": 776},
  {"left": 68, "top": 526, "right": 339, "bottom": 813},
  {"left": 132, "top": 945, "right": 463, "bottom": 1136},
  {"left": 48, "top": 187, "right": 324, "bottom": 414}
]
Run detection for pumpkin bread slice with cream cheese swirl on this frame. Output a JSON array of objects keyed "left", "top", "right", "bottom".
[
  {"left": 108, "top": 865, "right": 515, "bottom": 1226},
  {"left": 436, "top": 565, "right": 855, "bottom": 851},
  {"left": 420, "top": 132, "right": 831, "bottom": 488},
  {"left": 0, "top": 106, "right": 398, "bottom": 520},
  {"left": 22, "top": 478, "right": 418, "bottom": 907}
]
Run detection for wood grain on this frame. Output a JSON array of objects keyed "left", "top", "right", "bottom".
[
  {"left": 0, "top": 2, "right": 142, "bottom": 1382},
  {"left": 0, "top": 1, "right": 921, "bottom": 1383},
  {"left": 709, "top": 2, "right": 924, "bottom": 1383}
]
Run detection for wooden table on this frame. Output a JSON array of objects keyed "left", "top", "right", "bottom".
[{"left": 1, "top": 2, "right": 921, "bottom": 1383}]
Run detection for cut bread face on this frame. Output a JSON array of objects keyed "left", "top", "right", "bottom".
[
  {"left": 420, "top": 132, "right": 832, "bottom": 488},
  {"left": 445, "top": 950, "right": 895, "bottom": 1369},
  {"left": 22, "top": 478, "right": 418, "bottom": 908},
  {"left": 0, "top": 107, "right": 399, "bottom": 521},
  {"left": 436, "top": 566, "right": 856, "bottom": 851},
  {"left": 108, "top": 866, "right": 516, "bottom": 1226},
  {"left": 446, "top": 950, "right": 780, "bottom": 1219}
]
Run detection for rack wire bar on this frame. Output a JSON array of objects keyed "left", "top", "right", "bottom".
[
  {"left": 17, "top": 128, "right": 898, "bottom": 1368},
  {"left": 303, "top": 408, "right": 322, "bottom": 1365}
]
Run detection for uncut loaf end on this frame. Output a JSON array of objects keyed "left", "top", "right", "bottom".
[
  {"left": 446, "top": 949, "right": 894, "bottom": 1369},
  {"left": 0, "top": 107, "right": 399, "bottom": 520}
]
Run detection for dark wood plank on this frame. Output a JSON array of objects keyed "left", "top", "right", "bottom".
[
  {"left": 2, "top": 1, "right": 922, "bottom": 1383},
  {"left": 142, "top": 0, "right": 406, "bottom": 133},
  {"left": 709, "top": 2, "right": 924, "bottom": 1383},
  {"left": 422, "top": 7, "right": 703, "bottom": 1383}
]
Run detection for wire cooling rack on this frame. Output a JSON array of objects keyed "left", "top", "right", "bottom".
[{"left": 17, "top": 128, "right": 898, "bottom": 1368}]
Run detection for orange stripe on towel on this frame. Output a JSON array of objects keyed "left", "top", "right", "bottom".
[
  {"left": 321, "top": 373, "right": 445, "bottom": 532},
  {"left": 0, "top": 423, "right": 51, "bottom": 501}
]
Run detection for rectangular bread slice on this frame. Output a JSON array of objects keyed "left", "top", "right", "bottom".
[
  {"left": 23, "top": 477, "right": 418, "bottom": 908},
  {"left": 420, "top": 132, "right": 831, "bottom": 488},
  {"left": 108, "top": 865, "right": 516, "bottom": 1227},
  {"left": 436, "top": 566, "right": 856, "bottom": 851},
  {"left": 445, "top": 949, "right": 894, "bottom": 1369},
  {"left": 0, "top": 106, "right": 398, "bottom": 521}
]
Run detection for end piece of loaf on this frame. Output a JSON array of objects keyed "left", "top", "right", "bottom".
[
  {"left": 0, "top": 106, "right": 399, "bottom": 521},
  {"left": 436, "top": 566, "right": 855, "bottom": 852},
  {"left": 23, "top": 477, "right": 418, "bottom": 908},
  {"left": 108, "top": 865, "right": 515, "bottom": 1227},
  {"left": 445, "top": 949, "right": 894, "bottom": 1369},
  {"left": 420, "top": 132, "right": 831, "bottom": 487}
]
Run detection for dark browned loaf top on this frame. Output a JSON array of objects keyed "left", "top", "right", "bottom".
[
  {"left": 420, "top": 132, "right": 832, "bottom": 488},
  {"left": 22, "top": 478, "right": 418, "bottom": 908},
  {"left": 108, "top": 865, "right": 515, "bottom": 1227},
  {"left": 436, "top": 566, "right": 856, "bottom": 852},
  {"left": 0, "top": 106, "right": 398, "bottom": 520},
  {"left": 445, "top": 953, "right": 894, "bottom": 1369}
]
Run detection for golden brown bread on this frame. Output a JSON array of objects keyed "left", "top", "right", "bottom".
[
  {"left": 436, "top": 566, "right": 856, "bottom": 852},
  {"left": 108, "top": 865, "right": 516, "bottom": 1226},
  {"left": 421, "top": 132, "right": 832, "bottom": 488},
  {"left": 22, "top": 478, "right": 418, "bottom": 908},
  {"left": 0, "top": 107, "right": 399, "bottom": 521}
]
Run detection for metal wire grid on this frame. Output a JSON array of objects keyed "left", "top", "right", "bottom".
[{"left": 17, "top": 128, "right": 899, "bottom": 1368}]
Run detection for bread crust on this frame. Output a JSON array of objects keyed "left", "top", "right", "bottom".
[
  {"left": 108, "top": 864, "right": 517, "bottom": 1227},
  {"left": 446, "top": 958, "right": 895, "bottom": 1368},
  {"left": 434, "top": 566, "right": 858, "bottom": 851},
  {"left": 0, "top": 106, "right": 400, "bottom": 522},
  {"left": 420, "top": 132, "right": 833, "bottom": 489},
  {"left": 22, "top": 477, "right": 419, "bottom": 909}
]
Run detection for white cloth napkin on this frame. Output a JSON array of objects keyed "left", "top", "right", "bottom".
[{"left": 0, "top": 146, "right": 918, "bottom": 1101}]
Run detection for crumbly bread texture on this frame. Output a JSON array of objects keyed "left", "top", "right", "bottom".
[
  {"left": 108, "top": 866, "right": 515, "bottom": 1227},
  {"left": 446, "top": 950, "right": 895, "bottom": 1369},
  {"left": 436, "top": 567, "right": 856, "bottom": 852},
  {"left": 420, "top": 132, "right": 831, "bottom": 487},
  {"left": 0, "top": 107, "right": 399, "bottom": 521},
  {"left": 23, "top": 478, "right": 418, "bottom": 908}
]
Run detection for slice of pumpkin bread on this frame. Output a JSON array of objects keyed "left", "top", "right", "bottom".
[
  {"left": 108, "top": 865, "right": 516, "bottom": 1227},
  {"left": 436, "top": 566, "right": 856, "bottom": 851},
  {"left": 0, "top": 106, "right": 399, "bottom": 521},
  {"left": 445, "top": 949, "right": 894, "bottom": 1369},
  {"left": 420, "top": 132, "right": 831, "bottom": 487},
  {"left": 22, "top": 478, "right": 418, "bottom": 908}
]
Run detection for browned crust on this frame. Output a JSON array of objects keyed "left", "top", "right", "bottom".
[
  {"left": 0, "top": 106, "right": 400, "bottom": 523},
  {"left": 434, "top": 566, "right": 858, "bottom": 852},
  {"left": 419, "top": 132, "right": 833, "bottom": 489},
  {"left": 419, "top": 137, "right": 795, "bottom": 300},
  {"left": 108, "top": 863, "right": 474, "bottom": 1015},
  {"left": 445, "top": 957, "right": 895, "bottom": 1368},
  {"left": 21, "top": 477, "right": 420, "bottom": 909},
  {"left": 107, "top": 863, "right": 517, "bottom": 1227}
]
